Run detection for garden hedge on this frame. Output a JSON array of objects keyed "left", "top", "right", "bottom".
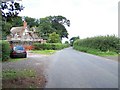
[
  {"left": 0, "top": 40, "right": 10, "bottom": 61},
  {"left": 33, "top": 43, "right": 69, "bottom": 50}
]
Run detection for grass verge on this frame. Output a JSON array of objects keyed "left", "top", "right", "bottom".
[
  {"left": 74, "top": 46, "right": 118, "bottom": 56},
  {"left": 2, "top": 69, "right": 35, "bottom": 79},
  {"left": 2, "top": 69, "right": 47, "bottom": 88},
  {"left": 30, "top": 50, "right": 57, "bottom": 55}
]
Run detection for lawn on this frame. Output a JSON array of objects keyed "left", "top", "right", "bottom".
[{"left": 30, "top": 50, "right": 57, "bottom": 55}]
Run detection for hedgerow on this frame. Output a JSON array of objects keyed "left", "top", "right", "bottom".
[{"left": 73, "top": 35, "right": 120, "bottom": 53}]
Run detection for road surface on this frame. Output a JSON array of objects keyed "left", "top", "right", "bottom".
[{"left": 45, "top": 47, "right": 118, "bottom": 88}]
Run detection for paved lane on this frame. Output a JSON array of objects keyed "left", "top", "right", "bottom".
[{"left": 45, "top": 47, "right": 118, "bottom": 88}]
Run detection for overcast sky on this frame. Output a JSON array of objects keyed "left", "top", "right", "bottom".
[{"left": 19, "top": 0, "right": 119, "bottom": 41}]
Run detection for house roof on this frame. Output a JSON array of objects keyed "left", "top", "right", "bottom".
[{"left": 10, "top": 27, "right": 24, "bottom": 34}]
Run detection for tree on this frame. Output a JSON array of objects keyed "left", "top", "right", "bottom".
[
  {"left": 48, "top": 32, "right": 61, "bottom": 43},
  {"left": 25, "top": 16, "right": 39, "bottom": 28},
  {"left": 1, "top": 1, "right": 24, "bottom": 20},
  {"left": 70, "top": 36, "right": 80, "bottom": 46},
  {"left": 49, "top": 15, "right": 70, "bottom": 39},
  {"left": 37, "top": 15, "right": 70, "bottom": 40},
  {"left": 37, "top": 18, "right": 54, "bottom": 40}
]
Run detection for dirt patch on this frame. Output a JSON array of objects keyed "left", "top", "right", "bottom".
[{"left": 2, "top": 76, "right": 47, "bottom": 88}]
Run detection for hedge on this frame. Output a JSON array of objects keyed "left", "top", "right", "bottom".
[
  {"left": 33, "top": 43, "right": 69, "bottom": 50},
  {"left": 0, "top": 40, "right": 10, "bottom": 61},
  {"left": 73, "top": 35, "right": 120, "bottom": 53}
]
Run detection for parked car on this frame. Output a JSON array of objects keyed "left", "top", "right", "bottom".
[{"left": 10, "top": 45, "right": 27, "bottom": 58}]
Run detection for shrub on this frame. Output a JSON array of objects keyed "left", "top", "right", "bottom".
[
  {"left": 0, "top": 40, "right": 10, "bottom": 61},
  {"left": 33, "top": 43, "right": 69, "bottom": 50}
]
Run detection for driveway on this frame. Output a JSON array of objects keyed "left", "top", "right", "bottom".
[
  {"left": 45, "top": 47, "right": 118, "bottom": 88},
  {"left": 2, "top": 52, "right": 50, "bottom": 88},
  {"left": 2, "top": 52, "right": 50, "bottom": 74}
]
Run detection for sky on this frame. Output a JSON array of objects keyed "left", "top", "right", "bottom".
[{"left": 18, "top": 0, "right": 119, "bottom": 41}]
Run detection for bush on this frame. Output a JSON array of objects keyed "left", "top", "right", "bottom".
[
  {"left": 33, "top": 43, "right": 69, "bottom": 50},
  {"left": 73, "top": 35, "right": 120, "bottom": 53},
  {"left": 0, "top": 40, "right": 10, "bottom": 61}
]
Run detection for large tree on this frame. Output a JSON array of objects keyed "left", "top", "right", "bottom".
[{"left": 37, "top": 15, "right": 70, "bottom": 40}]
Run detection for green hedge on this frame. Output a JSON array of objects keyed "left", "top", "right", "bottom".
[
  {"left": 73, "top": 35, "right": 120, "bottom": 53},
  {"left": 33, "top": 43, "right": 69, "bottom": 50},
  {"left": 0, "top": 40, "right": 10, "bottom": 61}
]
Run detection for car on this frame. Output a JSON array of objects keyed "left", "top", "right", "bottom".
[{"left": 10, "top": 45, "right": 27, "bottom": 58}]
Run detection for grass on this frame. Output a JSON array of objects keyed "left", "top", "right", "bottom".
[
  {"left": 2, "top": 69, "right": 36, "bottom": 79},
  {"left": 74, "top": 46, "right": 118, "bottom": 56},
  {"left": 88, "top": 50, "right": 118, "bottom": 56},
  {"left": 4, "top": 58, "right": 27, "bottom": 62},
  {"left": 30, "top": 50, "right": 57, "bottom": 55}
]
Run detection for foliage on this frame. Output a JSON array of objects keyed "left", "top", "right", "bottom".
[
  {"left": 37, "top": 15, "right": 70, "bottom": 40},
  {"left": 73, "top": 46, "right": 118, "bottom": 56},
  {"left": 70, "top": 36, "right": 80, "bottom": 46},
  {"left": 65, "top": 41, "right": 69, "bottom": 44},
  {"left": 73, "top": 35, "right": 120, "bottom": 54},
  {"left": 6, "top": 16, "right": 23, "bottom": 26},
  {"left": 3, "top": 69, "right": 35, "bottom": 79},
  {"left": 2, "top": 16, "right": 23, "bottom": 40},
  {"left": 0, "top": 40, "right": 10, "bottom": 61},
  {"left": 37, "top": 18, "right": 54, "bottom": 39},
  {"left": 1, "top": 1, "right": 24, "bottom": 19},
  {"left": 25, "top": 16, "right": 39, "bottom": 28},
  {"left": 2, "top": 21, "right": 12, "bottom": 39},
  {"left": 47, "top": 32, "right": 61, "bottom": 43},
  {"left": 33, "top": 43, "right": 69, "bottom": 50}
]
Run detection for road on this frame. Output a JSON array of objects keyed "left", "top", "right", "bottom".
[{"left": 45, "top": 47, "right": 118, "bottom": 88}]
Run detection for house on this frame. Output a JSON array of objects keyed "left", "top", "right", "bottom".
[{"left": 7, "top": 20, "right": 46, "bottom": 50}]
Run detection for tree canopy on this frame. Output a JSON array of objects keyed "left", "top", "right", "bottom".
[{"left": 37, "top": 15, "right": 70, "bottom": 40}]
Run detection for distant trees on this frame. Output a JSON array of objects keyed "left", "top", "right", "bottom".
[
  {"left": 65, "top": 41, "right": 69, "bottom": 44},
  {"left": 70, "top": 36, "right": 80, "bottom": 46}
]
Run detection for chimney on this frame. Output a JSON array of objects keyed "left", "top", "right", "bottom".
[{"left": 23, "top": 21, "right": 27, "bottom": 29}]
